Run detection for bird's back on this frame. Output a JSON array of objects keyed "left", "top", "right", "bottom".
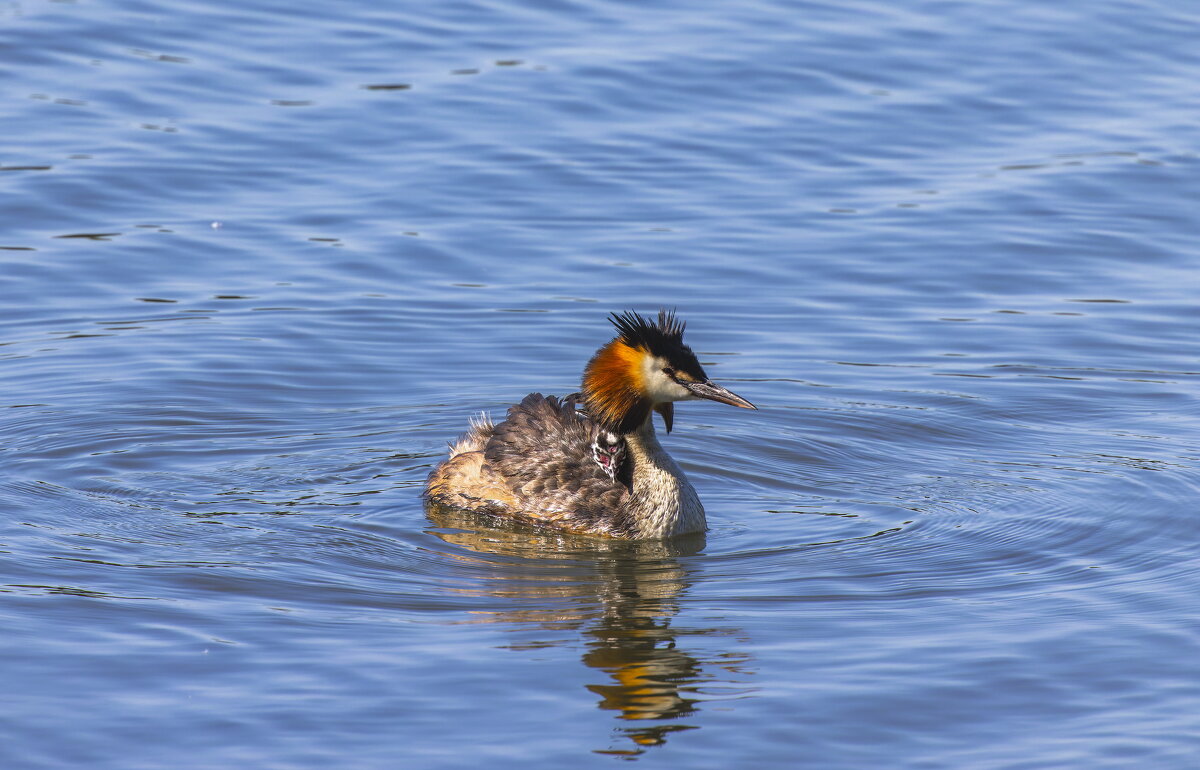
[{"left": 426, "top": 393, "right": 635, "bottom": 536}]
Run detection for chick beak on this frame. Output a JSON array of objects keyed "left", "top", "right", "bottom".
[
  {"left": 683, "top": 380, "right": 757, "bottom": 409},
  {"left": 654, "top": 402, "right": 674, "bottom": 433}
]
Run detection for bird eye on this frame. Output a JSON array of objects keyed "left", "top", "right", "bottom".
[{"left": 662, "top": 366, "right": 676, "bottom": 377}]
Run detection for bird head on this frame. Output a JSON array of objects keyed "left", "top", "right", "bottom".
[{"left": 581, "top": 309, "right": 756, "bottom": 435}]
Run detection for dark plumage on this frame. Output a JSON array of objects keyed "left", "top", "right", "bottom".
[{"left": 484, "top": 394, "right": 635, "bottom": 536}]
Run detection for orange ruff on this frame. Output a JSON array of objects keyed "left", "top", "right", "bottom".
[{"left": 582, "top": 340, "right": 650, "bottom": 435}]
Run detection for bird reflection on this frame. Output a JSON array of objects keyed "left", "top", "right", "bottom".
[{"left": 426, "top": 502, "right": 752, "bottom": 756}]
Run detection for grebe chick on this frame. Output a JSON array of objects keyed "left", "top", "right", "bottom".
[{"left": 424, "top": 310, "right": 756, "bottom": 539}]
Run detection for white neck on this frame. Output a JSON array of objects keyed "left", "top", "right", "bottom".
[{"left": 623, "top": 419, "right": 705, "bottom": 539}]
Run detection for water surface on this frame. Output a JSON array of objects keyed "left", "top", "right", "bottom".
[{"left": 2, "top": 0, "right": 1199, "bottom": 767}]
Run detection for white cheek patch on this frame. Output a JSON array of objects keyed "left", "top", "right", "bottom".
[{"left": 642, "top": 356, "right": 695, "bottom": 402}]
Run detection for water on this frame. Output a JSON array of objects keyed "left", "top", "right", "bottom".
[{"left": 2, "top": 0, "right": 1198, "bottom": 766}]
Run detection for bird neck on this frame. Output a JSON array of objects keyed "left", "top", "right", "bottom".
[{"left": 623, "top": 418, "right": 705, "bottom": 538}]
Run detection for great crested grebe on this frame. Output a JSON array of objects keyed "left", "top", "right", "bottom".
[{"left": 425, "top": 310, "right": 756, "bottom": 539}]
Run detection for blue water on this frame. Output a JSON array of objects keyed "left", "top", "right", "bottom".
[{"left": 3, "top": 0, "right": 1199, "bottom": 766}]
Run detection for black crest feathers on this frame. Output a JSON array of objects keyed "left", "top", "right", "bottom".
[{"left": 608, "top": 309, "right": 686, "bottom": 359}]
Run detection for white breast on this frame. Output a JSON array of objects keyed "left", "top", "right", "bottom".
[{"left": 625, "top": 423, "right": 706, "bottom": 538}]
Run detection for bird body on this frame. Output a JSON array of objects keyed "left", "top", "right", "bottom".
[{"left": 424, "top": 311, "right": 754, "bottom": 539}]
